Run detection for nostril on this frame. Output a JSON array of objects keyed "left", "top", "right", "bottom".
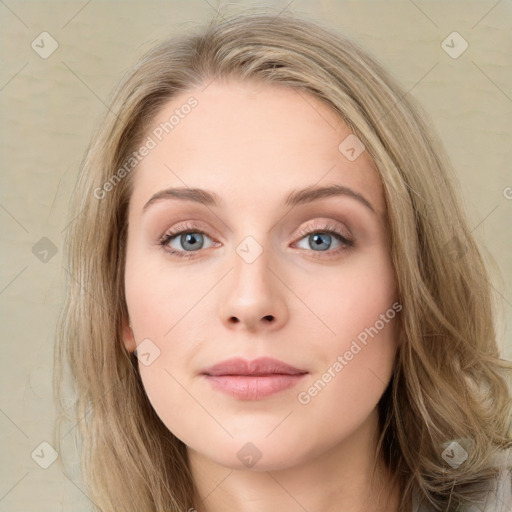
[{"left": 263, "top": 315, "right": 274, "bottom": 322}]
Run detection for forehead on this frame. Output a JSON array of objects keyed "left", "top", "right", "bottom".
[{"left": 129, "top": 79, "right": 385, "bottom": 218}]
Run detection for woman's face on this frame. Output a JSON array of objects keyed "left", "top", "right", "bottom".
[{"left": 123, "top": 79, "right": 400, "bottom": 471}]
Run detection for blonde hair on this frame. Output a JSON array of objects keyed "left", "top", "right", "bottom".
[{"left": 54, "top": 9, "right": 511, "bottom": 512}]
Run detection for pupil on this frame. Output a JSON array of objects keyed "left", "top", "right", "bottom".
[
  {"left": 311, "top": 233, "right": 330, "bottom": 251},
  {"left": 183, "top": 233, "right": 202, "bottom": 250}
]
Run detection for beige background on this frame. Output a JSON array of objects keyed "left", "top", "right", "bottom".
[{"left": 0, "top": 1, "right": 510, "bottom": 510}]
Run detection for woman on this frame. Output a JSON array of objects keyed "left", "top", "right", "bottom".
[{"left": 54, "top": 10, "right": 511, "bottom": 512}]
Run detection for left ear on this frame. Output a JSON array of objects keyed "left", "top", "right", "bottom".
[{"left": 121, "top": 318, "right": 137, "bottom": 352}]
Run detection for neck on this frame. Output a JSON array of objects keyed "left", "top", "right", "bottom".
[{"left": 187, "top": 409, "right": 401, "bottom": 512}]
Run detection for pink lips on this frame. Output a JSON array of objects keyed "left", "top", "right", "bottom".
[{"left": 201, "top": 357, "right": 308, "bottom": 400}]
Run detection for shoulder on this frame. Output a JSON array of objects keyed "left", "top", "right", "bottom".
[
  {"left": 482, "top": 448, "right": 511, "bottom": 512},
  {"left": 461, "top": 448, "right": 511, "bottom": 512},
  {"left": 411, "top": 448, "right": 511, "bottom": 512}
]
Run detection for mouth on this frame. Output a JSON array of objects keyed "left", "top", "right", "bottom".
[{"left": 201, "top": 357, "right": 308, "bottom": 400}]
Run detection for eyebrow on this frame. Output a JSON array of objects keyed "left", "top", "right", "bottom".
[{"left": 142, "top": 184, "right": 376, "bottom": 214}]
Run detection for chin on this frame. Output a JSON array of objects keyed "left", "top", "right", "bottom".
[{"left": 188, "top": 435, "right": 316, "bottom": 473}]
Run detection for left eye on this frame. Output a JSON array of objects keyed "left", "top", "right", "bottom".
[
  {"left": 294, "top": 229, "right": 352, "bottom": 252},
  {"left": 162, "top": 231, "right": 215, "bottom": 253}
]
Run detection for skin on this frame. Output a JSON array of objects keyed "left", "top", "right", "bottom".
[{"left": 122, "top": 79, "right": 401, "bottom": 512}]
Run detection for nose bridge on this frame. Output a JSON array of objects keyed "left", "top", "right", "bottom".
[
  {"left": 232, "top": 239, "right": 271, "bottom": 298},
  {"left": 219, "top": 234, "right": 288, "bottom": 331}
]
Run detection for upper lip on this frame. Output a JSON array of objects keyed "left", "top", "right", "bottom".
[{"left": 201, "top": 357, "right": 307, "bottom": 376}]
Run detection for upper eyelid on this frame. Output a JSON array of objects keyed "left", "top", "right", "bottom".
[{"left": 294, "top": 220, "right": 351, "bottom": 237}]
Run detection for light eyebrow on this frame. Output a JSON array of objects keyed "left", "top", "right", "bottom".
[
  {"left": 142, "top": 184, "right": 375, "bottom": 214},
  {"left": 284, "top": 184, "right": 375, "bottom": 213},
  {"left": 143, "top": 187, "right": 220, "bottom": 212}
]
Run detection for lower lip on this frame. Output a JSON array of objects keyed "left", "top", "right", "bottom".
[{"left": 204, "top": 374, "right": 307, "bottom": 400}]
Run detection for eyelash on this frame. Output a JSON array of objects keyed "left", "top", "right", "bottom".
[{"left": 158, "top": 221, "right": 354, "bottom": 260}]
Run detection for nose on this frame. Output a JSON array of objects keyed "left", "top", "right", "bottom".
[{"left": 219, "top": 247, "right": 289, "bottom": 333}]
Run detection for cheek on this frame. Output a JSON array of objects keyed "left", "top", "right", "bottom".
[
  {"left": 294, "top": 324, "right": 396, "bottom": 453},
  {"left": 295, "top": 278, "right": 399, "bottom": 443},
  {"left": 124, "top": 245, "right": 193, "bottom": 336},
  {"left": 123, "top": 248, "right": 206, "bottom": 418},
  {"left": 301, "top": 248, "right": 398, "bottom": 351},
  {"left": 295, "top": 248, "right": 398, "bottom": 404}
]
